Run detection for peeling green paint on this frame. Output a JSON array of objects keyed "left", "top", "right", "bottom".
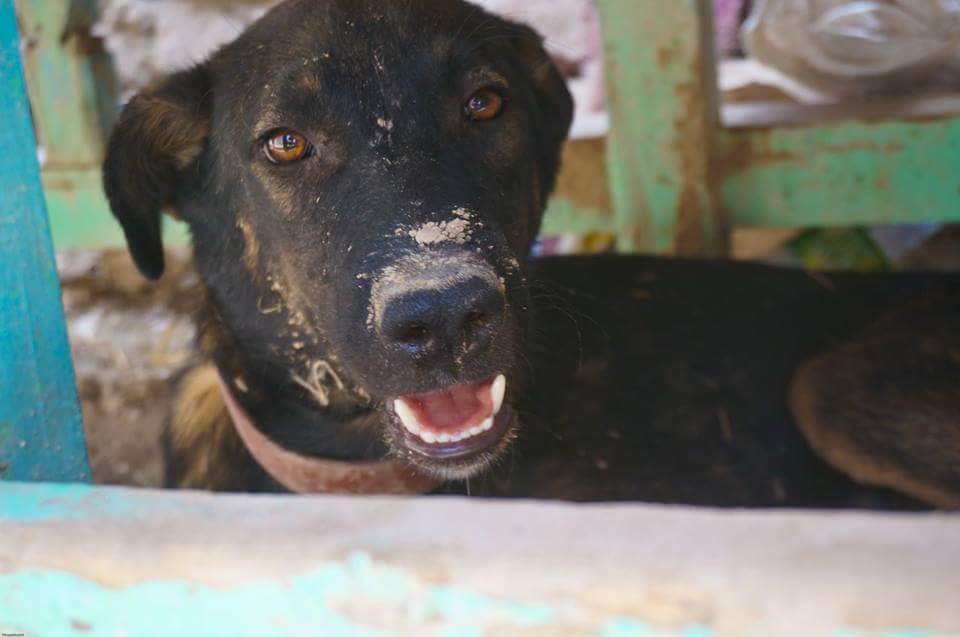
[
  {"left": 601, "top": 618, "right": 715, "bottom": 637},
  {"left": 0, "top": 552, "right": 561, "bottom": 637},
  {"left": 0, "top": 483, "right": 957, "bottom": 635},
  {"left": 0, "top": 483, "right": 138, "bottom": 521},
  {"left": 720, "top": 118, "right": 960, "bottom": 230}
]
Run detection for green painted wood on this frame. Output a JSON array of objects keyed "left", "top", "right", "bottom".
[
  {"left": 15, "top": 0, "right": 119, "bottom": 250},
  {"left": 16, "top": 0, "right": 112, "bottom": 164},
  {"left": 0, "top": 0, "right": 90, "bottom": 483},
  {"left": 41, "top": 166, "right": 192, "bottom": 249},
  {"left": 719, "top": 118, "right": 960, "bottom": 228},
  {"left": 596, "top": 0, "right": 726, "bottom": 256},
  {"left": 41, "top": 167, "right": 124, "bottom": 247},
  {"left": 14, "top": 0, "right": 958, "bottom": 251},
  {"left": 541, "top": 195, "right": 618, "bottom": 236},
  {"left": 2, "top": 482, "right": 960, "bottom": 636},
  {"left": 583, "top": 1, "right": 960, "bottom": 254},
  {"left": 13, "top": 0, "right": 211, "bottom": 250}
]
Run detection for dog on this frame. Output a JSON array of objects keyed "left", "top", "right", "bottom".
[
  {"left": 104, "top": 0, "right": 572, "bottom": 493},
  {"left": 103, "top": 0, "right": 960, "bottom": 507}
]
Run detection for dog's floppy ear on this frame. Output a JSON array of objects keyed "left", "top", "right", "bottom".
[
  {"left": 103, "top": 64, "right": 213, "bottom": 280},
  {"left": 508, "top": 23, "right": 575, "bottom": 196}
]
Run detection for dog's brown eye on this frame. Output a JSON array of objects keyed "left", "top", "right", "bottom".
[
  {"left": 264, "top": 130, "right": 309, "bottom": 164},
  {"left": 464, "top": 89, "right": 504, "bottom": 121}
]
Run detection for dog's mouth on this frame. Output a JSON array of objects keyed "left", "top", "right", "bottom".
[{"left": 389, "top": 374, "right": 512, "bottom": 469}]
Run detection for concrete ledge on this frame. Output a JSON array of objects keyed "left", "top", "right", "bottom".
[{"left": 1, "top": 482, "right": 958, "bottom": 636}]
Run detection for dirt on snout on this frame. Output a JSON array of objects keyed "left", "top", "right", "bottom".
[{"left": 59, "top": 248, "right": 200, "bottom": 487}]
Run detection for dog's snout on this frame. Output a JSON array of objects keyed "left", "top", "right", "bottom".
[
  {"left": 377, "top": 264, "right": 505, "bottom": 367},
  {"left": 382, "top": 277, "right": 504, "bottom": 364}
]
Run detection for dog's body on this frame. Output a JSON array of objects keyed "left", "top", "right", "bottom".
[
  {"left": 103, "top": 0, "right": 960, "bottom": 507},
  {"left": 162, "top": 255, "right": 960, "bottom": 508}
]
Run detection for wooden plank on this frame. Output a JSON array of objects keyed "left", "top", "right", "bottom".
[
  {"left": 16, "top": 0, "right": 113, "bottom": 165},
  {"left": 720, "top": 117, "right": 960, "bottom": 228},
  {"left": 0, "top": 0, "right": 90, "bottom": 483},
  {"left": 541, "top": 195, "right": 617, "bottom": 236},
  {"left": 542, "top": 137, "right": 616, "bottom": 237},
  {"left": 539, "top": 111, "right": 960, "bottom": 238},
  {"left": 596, "top": 0, "right": 727, "bottom": 255},
  {"left": 14, "top": 0, "right": 125, "bottom": 250},
  {"left": 41, "top": 167, "right": 192, "bottom": 249},
  {"left": 2, "top": 482, "right": 960, "bottom": 636}
]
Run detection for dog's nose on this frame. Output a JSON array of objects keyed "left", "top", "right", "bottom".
[{"left": 378, "top": 268, "right": 505, "bottom": 367}]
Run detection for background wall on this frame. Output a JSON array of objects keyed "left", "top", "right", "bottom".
[{"left": 94, "top": 0, "right": 608, "bottom": 136}]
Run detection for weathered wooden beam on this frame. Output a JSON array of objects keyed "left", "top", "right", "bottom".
[
  {"left": 542, "top": 138, "right": 616, "bottom": 237},
  {"left": 1, "top": 482, "right": 958, "bottom": 636},
  {"left": 541, "top": 195, "right": 617, "bottom": 236},
  {"left": 14, "top": 0, "right": 126, "bottom": 249},
  {"left": 596, "top": 0, "right": 727, "bottom": 256},
  {"left": 0, "top": 0, "right": 89, "bottom": 482},
  {"left": 16, "top": 0, "right": 112, "bottom": 164},
  {"left": 720, "top": 116, "right": 960, "bottom": 229},
  {"left": 546, "top": 110, "right": 960, "bottom": 241}
]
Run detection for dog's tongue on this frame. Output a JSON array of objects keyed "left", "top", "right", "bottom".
[{"left": 406, "top": 379, "right": 493, "bottom": 431}]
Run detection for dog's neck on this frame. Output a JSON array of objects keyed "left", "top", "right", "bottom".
[{"left": 216, "top": 373, "right": 441, "bottom": 495}]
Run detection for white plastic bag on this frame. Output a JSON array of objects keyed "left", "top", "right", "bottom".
[{"left": 743, "top": 0, "right": 960, "bottom": 95}]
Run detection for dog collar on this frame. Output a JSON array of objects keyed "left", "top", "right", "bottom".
[{"left": 217, "top": 374, "right": 442, "bottom": 495}]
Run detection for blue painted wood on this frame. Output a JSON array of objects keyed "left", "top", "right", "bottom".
[
  {"left": 1, "top": 482, "right": 958, "bottom": 635},
  {"left": 0, "top": 0, "right": 90, "bottom": 482}
]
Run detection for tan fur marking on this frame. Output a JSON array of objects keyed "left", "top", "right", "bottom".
[
  {"left": 198, "top": 324, "right": 219, "bottom": 356},
  {"left": 169, "top": 364, "right": 243, "bottom": 490},
  {"left": 296, "top": 71, "right": 322, "bottom": 95},
  {"left": 234, "top": 376, "right": 249, "bottom": 393},
  {"left": 236, "top": 218, "right": 260, "bottom": 275},
  {"left": 137, "top": 97, "right": 209, "bottom": 169}
]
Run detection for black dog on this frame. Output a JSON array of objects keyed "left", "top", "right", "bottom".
[
  {"left": 103, "top": 0, "right": 960, "bottom": 507},
  {"left": 105, "top": 0, "right": 572, "bottom": 491}
]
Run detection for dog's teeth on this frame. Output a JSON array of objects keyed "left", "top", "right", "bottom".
[
  {"left": 397, "top": 393, "right": 503, "bottom": 445},
  {"left": 394, "top": 399, "right": 421, "bottom": 434},
  {"left": 491, "top": 374, "right": 506, "bottom": 415}
]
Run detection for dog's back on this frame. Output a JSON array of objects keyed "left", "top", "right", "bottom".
[{"left": 455, "top": 256, "right": 959, "bottom": 509}]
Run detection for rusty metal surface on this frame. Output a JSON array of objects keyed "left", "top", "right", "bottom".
[{"left": 597, "top": 0, "right": 727, "bottom": 255}]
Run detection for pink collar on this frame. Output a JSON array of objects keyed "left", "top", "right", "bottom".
[{"left": 217, "top": 374, "right": 442, "bottom": 495}]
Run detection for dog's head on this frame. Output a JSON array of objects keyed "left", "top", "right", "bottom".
[{"left": 103, "top": 0, "right": 572, "bottom": 480}]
